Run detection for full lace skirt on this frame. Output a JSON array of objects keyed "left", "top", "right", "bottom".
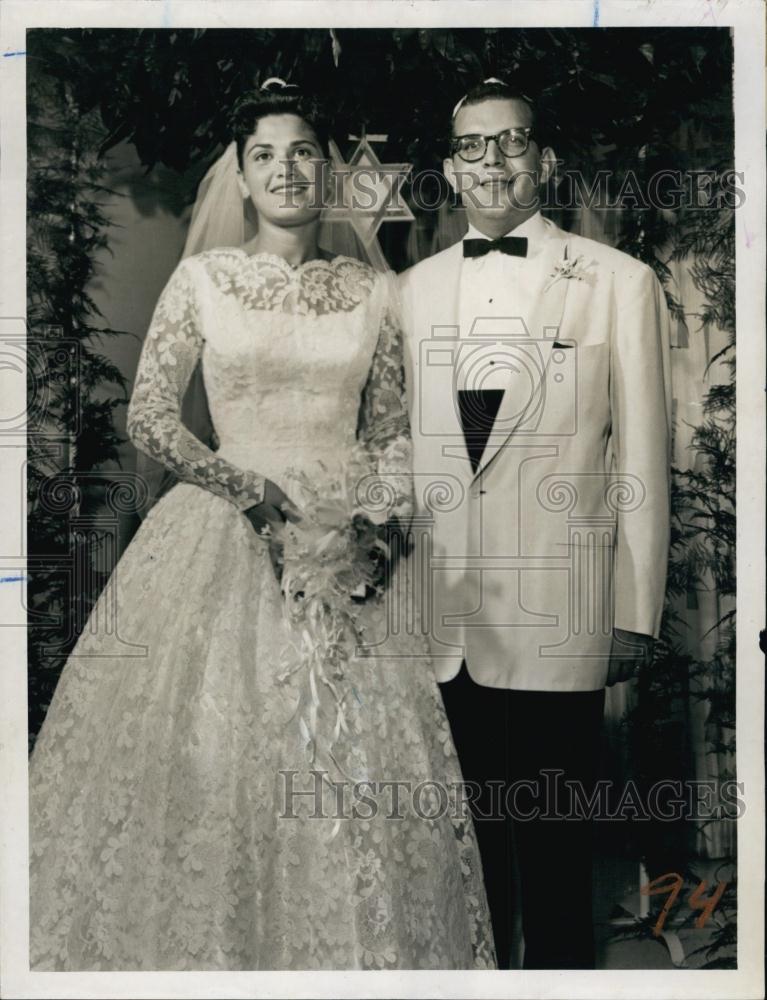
[{"left": 29, "top": 483, "right": 496, "bottom": 970}]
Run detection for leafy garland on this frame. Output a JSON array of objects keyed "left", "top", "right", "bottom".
[
  {"left": 617, "top": 201, "right": 736, "bottom": 968},
  {"left": 27, "top": 50, "right": 129, "bottom": 748}
]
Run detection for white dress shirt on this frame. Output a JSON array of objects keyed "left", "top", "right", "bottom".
[{"left": 457, "top": 211, "right": 552, "bottom": 393}]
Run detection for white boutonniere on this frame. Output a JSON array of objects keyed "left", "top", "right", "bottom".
[{"left": 543, "top": 245, "right": 593, "bottom": 292}]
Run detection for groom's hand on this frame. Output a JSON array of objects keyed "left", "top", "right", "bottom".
[{"left": 606, "top": 628, "right": 654, "bottom": 686}]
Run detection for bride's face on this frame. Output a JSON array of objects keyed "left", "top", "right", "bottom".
[{"left": 237, "top": 113, "right": 326, "bottom": 227}]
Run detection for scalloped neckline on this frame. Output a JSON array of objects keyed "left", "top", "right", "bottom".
[{"left": 226, "top": 248, "right": 354, "bottom": 272}]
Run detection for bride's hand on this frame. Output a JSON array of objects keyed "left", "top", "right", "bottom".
[
  {"left": 244, "top": 480, "right": 302, "bottom": 533},
  {"left": 243, "top": 480, "right": 301, "bottom": 582}
]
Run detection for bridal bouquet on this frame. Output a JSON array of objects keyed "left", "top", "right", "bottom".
[{"left": 271, "top": 448, "right": 395, "bottom": 764}]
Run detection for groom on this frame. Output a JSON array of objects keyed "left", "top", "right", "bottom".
[{"left": 398, "top": 79, "right": 672, "bottom": 969}]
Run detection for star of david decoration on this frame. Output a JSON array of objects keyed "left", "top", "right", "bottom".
[{"left": 324, "top": 130, "right": 413, "bottom": 244}]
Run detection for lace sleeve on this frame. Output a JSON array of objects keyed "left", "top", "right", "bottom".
[
  {"left": 127, "top": 258, "right": 265, "bottom": 511},
  {"left": 357, "top": 289, "right": 414, "bottom": 522}
]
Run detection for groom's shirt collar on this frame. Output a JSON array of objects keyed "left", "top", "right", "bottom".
[
  {"left": 464, "top": 210, "right": 549, "bottom": 258},
  {"left": 457, "top": 210, "right": 551, "bottom": 350}
]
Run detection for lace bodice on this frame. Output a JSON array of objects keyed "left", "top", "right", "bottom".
[{"left": 127, "top": 249, "right": 413, "bottom": 517}]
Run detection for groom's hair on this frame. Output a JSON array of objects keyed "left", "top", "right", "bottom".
[
  {"left": 450, "top": 79, "right": 540, "bottom": 142},
  {"left": 229, "top": 85, "right": 330, "bottom": 168}
]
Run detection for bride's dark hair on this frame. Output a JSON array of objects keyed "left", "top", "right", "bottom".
[{"left": 229, "top": 81, "right": 330, "bottom": 167}]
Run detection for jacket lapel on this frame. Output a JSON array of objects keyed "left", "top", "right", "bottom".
[
  {"left": 471, "top": 229, "right": 572, "bottom": 484},
  {"left": 411, "top": 243, "right": 471, "bottom": 480}
]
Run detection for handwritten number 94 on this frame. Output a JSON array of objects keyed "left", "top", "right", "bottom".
[{"left": 641, "top": 872, "right": 728, "bottom": 936}]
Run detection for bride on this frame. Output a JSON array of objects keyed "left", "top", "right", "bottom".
[{"left": 29, "top": 79, "right": 496, "bottom": 971}]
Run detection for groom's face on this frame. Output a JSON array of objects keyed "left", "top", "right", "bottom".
[{"left": 444, "top": 98, "right": 553, "bottom": 227}]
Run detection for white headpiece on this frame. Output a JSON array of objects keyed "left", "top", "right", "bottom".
[
  {"left": 451, "top": 76, "right": 509, "bottom": 120},
  {"left": 182, "top": 141, "right": 246, "bottom": 257},
  {"left": 260, "top": 76, "right": 297, "bottom": 91}
]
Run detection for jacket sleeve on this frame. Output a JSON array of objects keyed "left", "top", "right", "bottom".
[
  {"left": 127, "top": 257, "right": 265, "bottom": 511},
  {"left": 610, "top": 264, "right": 673, "bottom": 638}
]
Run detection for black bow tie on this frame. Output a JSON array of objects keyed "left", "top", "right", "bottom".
[{"left": 463, "top": 236, "right": 528, "bottom": 259}]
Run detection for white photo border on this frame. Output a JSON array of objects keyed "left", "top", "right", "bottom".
[{"left": 1, "top": 2, "right": 764, "bottom": 998}]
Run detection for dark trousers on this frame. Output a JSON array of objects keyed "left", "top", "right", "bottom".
[{"left": 440, "top": 663, "right": 605, "bottom": 970}]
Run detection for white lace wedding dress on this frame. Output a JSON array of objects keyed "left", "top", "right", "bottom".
[{"left": 29, "top": 250, "right": 496, "bottom": 971}]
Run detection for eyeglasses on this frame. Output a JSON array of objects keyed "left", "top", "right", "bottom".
[{"left": 451, "top": 127, "right": 533, "bottom": 162}]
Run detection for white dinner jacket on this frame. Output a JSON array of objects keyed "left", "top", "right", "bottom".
[{"left": 397, "top": 218, "right": 672, "bottom": 691}]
